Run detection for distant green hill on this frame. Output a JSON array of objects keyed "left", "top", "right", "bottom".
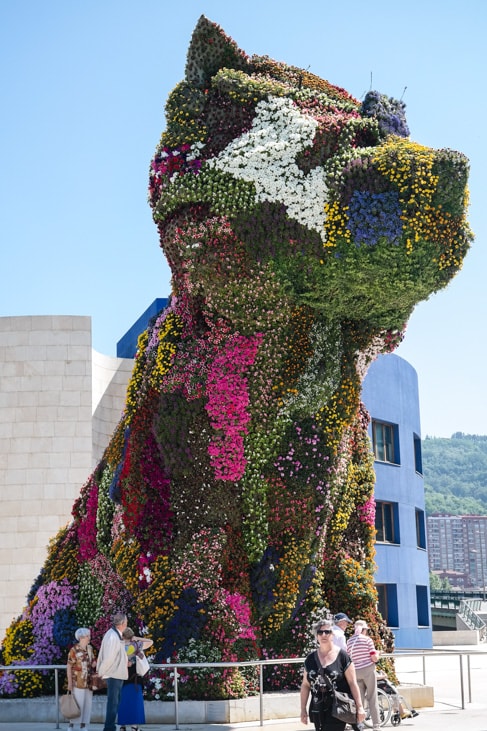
[{"left": 422, "top": 433, "right": 487, "bottom": 515}]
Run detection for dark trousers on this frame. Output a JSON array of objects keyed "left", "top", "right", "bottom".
[{"left": 103, "top": 676, "right": 124, "bottom": 731}]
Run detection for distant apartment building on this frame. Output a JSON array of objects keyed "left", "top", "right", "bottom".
[{"left": 427, "top": 514, "right": 487, "bottom": 591}]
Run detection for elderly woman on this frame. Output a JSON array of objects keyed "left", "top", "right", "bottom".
[
  {"left": 66, "top": 627, "right": 96, "bottom": 731},
  {"left": 300, "top": 618, "right": 365, "bottom": 731}
]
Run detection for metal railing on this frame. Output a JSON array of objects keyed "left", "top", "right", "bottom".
[
  {"left": 458, "top": 599, "right": 487, "bottom": 641},
  {"left": 2, "top": 650, "right": 487, "bottom": 727},
  {"left": 430, "top": 590, "right": 486, "bottom": 607}
]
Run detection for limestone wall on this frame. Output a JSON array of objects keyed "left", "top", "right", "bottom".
[
  {"left": 0, "top": 316, "right": 132, "bottom": 639},
  {"left": 92, "top": 350, "right": 133, "bottom": 465}
]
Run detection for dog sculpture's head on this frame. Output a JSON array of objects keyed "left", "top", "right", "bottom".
[{"left": 149, "top": 16, "right": 471, "bottom": 335}]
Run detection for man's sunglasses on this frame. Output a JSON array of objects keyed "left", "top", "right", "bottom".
[{"left": 317, "top": 629, "right": 333, "bottom": 635}]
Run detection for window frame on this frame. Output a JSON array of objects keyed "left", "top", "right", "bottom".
[
  {"left": 375, "top": 501, "right": 400, "bottom": 544},
  {"left": 372, "top": 419, "right": 400, "bottom": 465},
  {"left": 376, "top": 583, "right": 399, "bottom": 627},
  {"left": 413, "top": 433, "right": 423, "bottom": 474},
  {"left": 415, "top": 508, "right": 427, "bottom": 549},
  {"left": 416, "top": 584, "right": 429, "bottom": 627}
]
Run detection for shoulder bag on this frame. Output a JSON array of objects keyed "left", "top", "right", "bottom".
[
  {"left": 89, "top": 672, "right": 107, "bottom": 690},
  {"left": 60, "top": 690, "right": 80, "bottom": 719},
  {"left": 331, "top": 687, "right": 357, "bottom": 725},
  {"left": 135, "top": 651, "right": 150, "bottom": 676}
]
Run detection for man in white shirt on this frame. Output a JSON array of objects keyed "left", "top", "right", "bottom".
[
  {"left": 97, "top": 612, "right": 129, "bottom": 731},
  {"left": 332, "top": 611, "right": 351, "bottom": 650}
]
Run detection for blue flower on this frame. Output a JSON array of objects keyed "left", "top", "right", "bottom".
[{"left": 347, "top": 190, "right": 403, "bottom": 246}]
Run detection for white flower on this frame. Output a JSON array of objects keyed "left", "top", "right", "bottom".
[{"left": 207, "top": 96, "right": 328, "bottom": 240}]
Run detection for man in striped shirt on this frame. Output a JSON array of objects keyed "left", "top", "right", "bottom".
[{"left": 346, "top": 620, "right": 380, "bottom": 731}]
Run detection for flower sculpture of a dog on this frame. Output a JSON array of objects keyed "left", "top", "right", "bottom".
[{"left": 0, "top": 16, "right": 472, "bottom": 699}]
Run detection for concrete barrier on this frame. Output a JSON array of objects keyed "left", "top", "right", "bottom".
[
  {"left": 0, "top": 693, "right": 300, "bottom": 724},
  {"left": 432, "top": 630, "right": 479, "bottom": 645},
  {"left": 0, "top": 687, "right": 437, "bottom": 724},
  {"left": 398, "top": 684, "right": 434, "bottom": 708}
]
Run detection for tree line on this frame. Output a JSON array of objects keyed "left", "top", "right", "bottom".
[{"left": 422, "top": 433, "right": 487, "bottom": 515}]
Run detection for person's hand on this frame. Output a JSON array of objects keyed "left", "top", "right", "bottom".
[
  {"left": 356, "top": 706, "right": 366, "bottom": 723},
  {"left": 300, "top": 709, "right": 308, "bottom": 725}
]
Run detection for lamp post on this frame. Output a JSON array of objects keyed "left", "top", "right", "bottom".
[
  {"left": 479, "top": 521, "right": 487, "bottom": 602},
  {"left": 472, "top": 521, "right": 487, "bottom": 602}
]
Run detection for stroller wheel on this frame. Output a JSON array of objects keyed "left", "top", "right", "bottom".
[{"left": 391, "top": 712, "right": 401, "bottom": 726}]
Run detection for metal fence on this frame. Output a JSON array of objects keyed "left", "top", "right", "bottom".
[{"left": 2, "top": 650, "right": 487, "bottom": 728}]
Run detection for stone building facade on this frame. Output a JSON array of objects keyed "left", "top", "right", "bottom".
[{"left": 0, "top": 316, "right": 132, "bottom": 639}]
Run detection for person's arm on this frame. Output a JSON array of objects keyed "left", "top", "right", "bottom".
[
  {"left": 300, "top": 673, "right": 311, "bottom": 725},
  {"left": 66, "top": 650, "right": 74, "bottom": 691},
  {"left": 344, "top": 661, "right": 365, "bottom": 723},
  {"left": 368, "top": 636, "right": 380, "bottom": 662}
]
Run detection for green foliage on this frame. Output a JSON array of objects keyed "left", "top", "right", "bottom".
[
  {"left": 423, "top": 434, "right": 487, "bottom": 515},
  {"left": 76, "top": 563, "right": 103, "bottom": 627},
  {"left": 429, "top": 572, "right": 452, "bottom": 590}
]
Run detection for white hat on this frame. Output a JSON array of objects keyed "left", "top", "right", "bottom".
[{"left": 354, "top": 619, "right": 369, "bottom": 629}]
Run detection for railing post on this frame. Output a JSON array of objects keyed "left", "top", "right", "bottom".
[
  {"left": 459, "top": 654, "right": 465, "bottom": 709},
  {"left": 174, "top": 663, "right": 179, "bottom": 729},
  {"left": 467, "top": 653, "right": 472, "bottom": 703},
  {"left": 259, "top": 662, "right": 264, "bottom": 726},
  {"left": 54, "top": 667, "right": 60, "bottom": 729}
]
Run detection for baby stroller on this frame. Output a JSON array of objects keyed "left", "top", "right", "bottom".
[{"left": 377, "top": 673, "right": 419, "bottom": 726}]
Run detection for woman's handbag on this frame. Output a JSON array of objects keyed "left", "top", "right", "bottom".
[
  {"left": 330, "top": 688, "right": 357, "bottom": 725},
  {"left": 86, "top": 643, "right": 106, "bottom": 690},
  {"left": 135, "top": 651, "right": 150, "bottom": 676},
  {"left": 60, "top": 691, "right": 80, "bottom": 719},
  {"left": 90, "top": 672, "right": 107, "bottom": 691}
]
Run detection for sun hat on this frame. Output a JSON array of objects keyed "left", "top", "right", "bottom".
[{"left": 354, "top": 619, "right": 369, "bottom": 629}]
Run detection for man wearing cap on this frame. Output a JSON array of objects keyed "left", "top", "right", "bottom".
[
  {"left": 347, "top": 619, "right": 380, "bottom": 731},
  {"left": 332, "top": 612, "right": 351, "bottom": 650}
]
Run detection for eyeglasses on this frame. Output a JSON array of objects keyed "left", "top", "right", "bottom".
[{"left": 317, "top": 629, "right": 333, "bottom": 635}]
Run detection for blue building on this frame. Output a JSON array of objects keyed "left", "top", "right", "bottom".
[
  {"left": 362, "top": 353, "right": 432, "bottom": 649},
  {"left": 117, "top": 298, "right": 168, "bottom": 358}
]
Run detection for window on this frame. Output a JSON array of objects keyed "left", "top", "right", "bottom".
[
  {"left": 372, "top": 420, "right": 399, "bottom": 464},
  {"left": 375, "top": 501, "right": 399, "bottom": 544},
  {"left": 413, "top": 433, "right": 423, "bottom": 474},
  {"left": 376, "top": 583, "right": 398, "bottom": 627},
  {"left": 416, "top": 585, "right": 429, "bottom": 626},
  {"left": 416, "top": 508, "right": 426, "bottom": 549}
]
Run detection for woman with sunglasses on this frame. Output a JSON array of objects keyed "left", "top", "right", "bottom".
[{"left": 300, "top": 619, "right": 365, "bottom": 731}]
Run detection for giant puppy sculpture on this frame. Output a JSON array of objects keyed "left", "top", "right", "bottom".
[{"left": 0, "top": 16, "right": 471, "bottom": 699}]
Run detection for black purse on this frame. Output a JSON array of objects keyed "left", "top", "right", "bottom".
[{"left": 330, "top": 688, "right": 357, "bottom": 725}]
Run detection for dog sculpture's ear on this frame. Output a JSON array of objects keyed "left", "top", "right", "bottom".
[{"left": 185, "top": 15, "right": 250, "bottom": 89}]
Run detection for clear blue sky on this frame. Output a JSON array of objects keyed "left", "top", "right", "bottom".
[{"left": 1, "top": 0, "right": 485, "bottom": 438}]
